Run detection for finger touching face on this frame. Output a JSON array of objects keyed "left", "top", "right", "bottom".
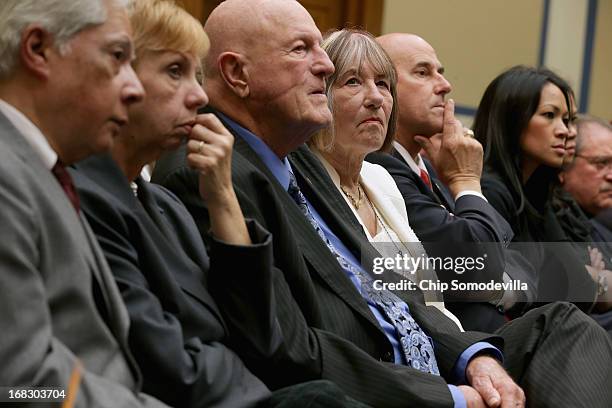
[{"left": 385, "top": 35, "right": 451, "bottom": 138}]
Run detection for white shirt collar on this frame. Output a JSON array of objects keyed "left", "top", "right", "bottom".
[
  {"left": 392, "top": 141, "right": 427, "bottom": 176},
  {"left": 0, "top": 99, "right": 57, "bottom": 169}
]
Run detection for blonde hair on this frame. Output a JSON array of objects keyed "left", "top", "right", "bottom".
[
  {"left": 128, "top": 0, "right": 209, "bottom": 64},
  {"left": 309, "top": 28, "right": 398, "bottom": 152}
]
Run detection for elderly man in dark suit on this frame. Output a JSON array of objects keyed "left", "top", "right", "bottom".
[
  {"left": 366, "top": 33, "right": 539, "bottom": 331},
  {"left": 0, "top": 0, "right": 171, "bottom": 406},
  {"left": 153, "top": 1, "right": 612, "bottom": 407}
]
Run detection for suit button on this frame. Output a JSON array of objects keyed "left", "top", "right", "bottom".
[{"left": 382, "top": 351, "right": 393, "bottom": 362}]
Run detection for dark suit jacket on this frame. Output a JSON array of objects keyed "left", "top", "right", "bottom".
[
  {"left": 591, "top": 217, "right": 612, "bottom": 242},
  {"left": 367, "top": 150, "right": 511, "bottom": 256},
  {"left": 0, "top": 111, "right": 166, "bottom": 407},
  {"left": 366, "top": 150, "right": 540, "bottom": 330},
  {"left": 152, "top": 112, "right": 501, "bottom": 408},
  {"left": 71, "top": 154, "right": 271, "bottom": 408}
]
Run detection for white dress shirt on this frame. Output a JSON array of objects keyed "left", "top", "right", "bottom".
[
  {"left": 392, "top": 141, "right": 487, "bottom": 202},
  {"left": 0, "top": 99, "right": 57, "bottom": 169}
]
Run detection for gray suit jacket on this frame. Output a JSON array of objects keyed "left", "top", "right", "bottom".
[{"left": 0, "top": 111, "right": 167, "bottom": 407}]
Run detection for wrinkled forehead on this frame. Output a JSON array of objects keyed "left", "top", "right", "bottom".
[
  {"left": 257, "top": 1, "right": 320, "bottom": 41},
  {"left": 400, "top": 40, "right": 442, "bottom": 70},
  {"left": 582, "top": 124, "right": 612, "bottom": 149}
]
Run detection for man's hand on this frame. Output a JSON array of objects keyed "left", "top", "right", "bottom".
[
  {"left": 457, "top": 385, "right": 487, "bottom": 408},
  {"left": 587, "top": 245, "right": 605, "bottom": 281},
  {"left": 466, "top": 355, "right": 525, "bottom": 407},
  {"left": 414, "top": 99, "right": 483, "bottom": 198}
]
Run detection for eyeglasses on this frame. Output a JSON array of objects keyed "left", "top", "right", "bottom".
[{"left": 575, "top": 154, "right": 612, "bottom": 172}]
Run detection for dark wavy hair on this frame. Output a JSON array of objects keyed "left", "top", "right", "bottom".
[{"left": 473, "top": 65, "right": 573, "bottom": 220}]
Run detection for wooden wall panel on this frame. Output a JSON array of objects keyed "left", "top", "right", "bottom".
[
  {"left": 300, "top": 0, "right": 343, "bottom": 34},
  {"left": 302, "top": 0, "right": 383, "bottom": 36},
  {"left": 180, "top": 0, "right": 205, "bottom": 22},
  {"left": 179, "top": 0, "right": 384, "bottom": 36}
]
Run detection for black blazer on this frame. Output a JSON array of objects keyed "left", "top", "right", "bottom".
[
  {"left": 367, "top": 150, "right": 512, "bottom": 249},
  {"left": 71, "top": 154, "right": 271, "bottom": 408},
  {"left": 366, "top": 150, "right": 539, "bottom": 330},
  {"left": 152, "top": 113, "right": 501, "bottom": 408},
  {"left": 481, "top": 171, "right": 598, "bottom": 310}
]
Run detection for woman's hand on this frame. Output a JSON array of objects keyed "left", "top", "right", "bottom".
[
  {"left": 187, "top": 114, "right": 235, "bottom": 206},
  {"left": 186, "top": 114, "right": 250, "bottom": 245}
]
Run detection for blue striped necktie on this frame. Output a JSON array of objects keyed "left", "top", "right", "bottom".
[{"left": 287, "top": 171, "right": 439, "bottom": 374}]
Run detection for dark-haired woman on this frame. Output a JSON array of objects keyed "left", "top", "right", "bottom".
[{"left": 474, "top": 65, "right": 611, "bottom": 313}]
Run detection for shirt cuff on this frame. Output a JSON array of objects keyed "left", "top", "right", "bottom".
[
  {"left": 455, "top": 190, "right": 488, "bottom": 202},
  {"left": 453, "top": 342, "right": 504, "bottom": 384},
  {"left": 448, "top": 385, "right": 466, "bottom": 408}
]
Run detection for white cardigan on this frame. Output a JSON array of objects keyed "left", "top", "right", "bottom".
[{"left": 313, "top": 150, "right": 463, "bottom": 330}]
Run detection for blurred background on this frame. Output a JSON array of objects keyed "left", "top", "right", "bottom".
[{"left": 181, "top": 0, "right": 611, "bottom": 126}]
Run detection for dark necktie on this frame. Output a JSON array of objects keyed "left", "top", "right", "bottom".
[
  {"left": 419, "top": 168, "right": 433, "bottom": 191},
  {"left": 52, "top": 160, "right": 80, "bottom": 213},
  {"left": 52, "top": 161, "right": 112, "bottom": 332},
  {"left": 287, "top": 171, "right": 439, "bottom": 374}
]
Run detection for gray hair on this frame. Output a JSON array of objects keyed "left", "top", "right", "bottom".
[
  {"left": 0, "top": 0, "right": 128, "bottom": 78},
  {"left": 309, "top": 28, "right": 398, "bottom": 153},
  {"left": 575, "top": 114, "right": 612, "bottom": 156}
]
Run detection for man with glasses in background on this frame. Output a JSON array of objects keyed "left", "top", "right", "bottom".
[
  {"left": 560, "top": 114, "right": 612, "bottom": 331},
  {"left": 561, "top": 115, "right": 612, "bottom": 220}
]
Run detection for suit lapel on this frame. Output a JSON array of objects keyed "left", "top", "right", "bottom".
[
  {"left": 233, "top": 137, "right": 385, "bottom": 333},
  {"left": 79, "top": 213, "right": 131, "bottom": 338},
  {"left": 134, "top": 178, "right": 223, "bottom": 317},
  {"left": 423, "top": 159, "right": 455, "bottom": 212},
  {"left": 391, "top": 149, "right": 451, "bottom": 210},
  {"left": 290, "top": 148, "right": 408, "bottom": 328},
  {"left": 78, "top": 155, "right": 222, "bottom": 318}
]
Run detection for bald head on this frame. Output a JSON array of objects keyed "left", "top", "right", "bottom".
[
  {"left": 377, "top": 33, "right": 434, "bottom": 66},
  {"left": 375, "top": 33, "right": 451, "bottom": 154},
  {"left": 204, "top": 0, "right": 313, "bottom": 80},
  {"left": 201, "top": 0, "right": 334, "bottom": 158},
  {"left": 204, "top": 0, "right": 259, "bottom": 79}
]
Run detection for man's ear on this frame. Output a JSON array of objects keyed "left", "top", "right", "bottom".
[
  {"left": 218, "top": 52, "right": 250, "bottom": 98},
  {"left": 19, "top": 25, "right": 54, "bottom": 79}
]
